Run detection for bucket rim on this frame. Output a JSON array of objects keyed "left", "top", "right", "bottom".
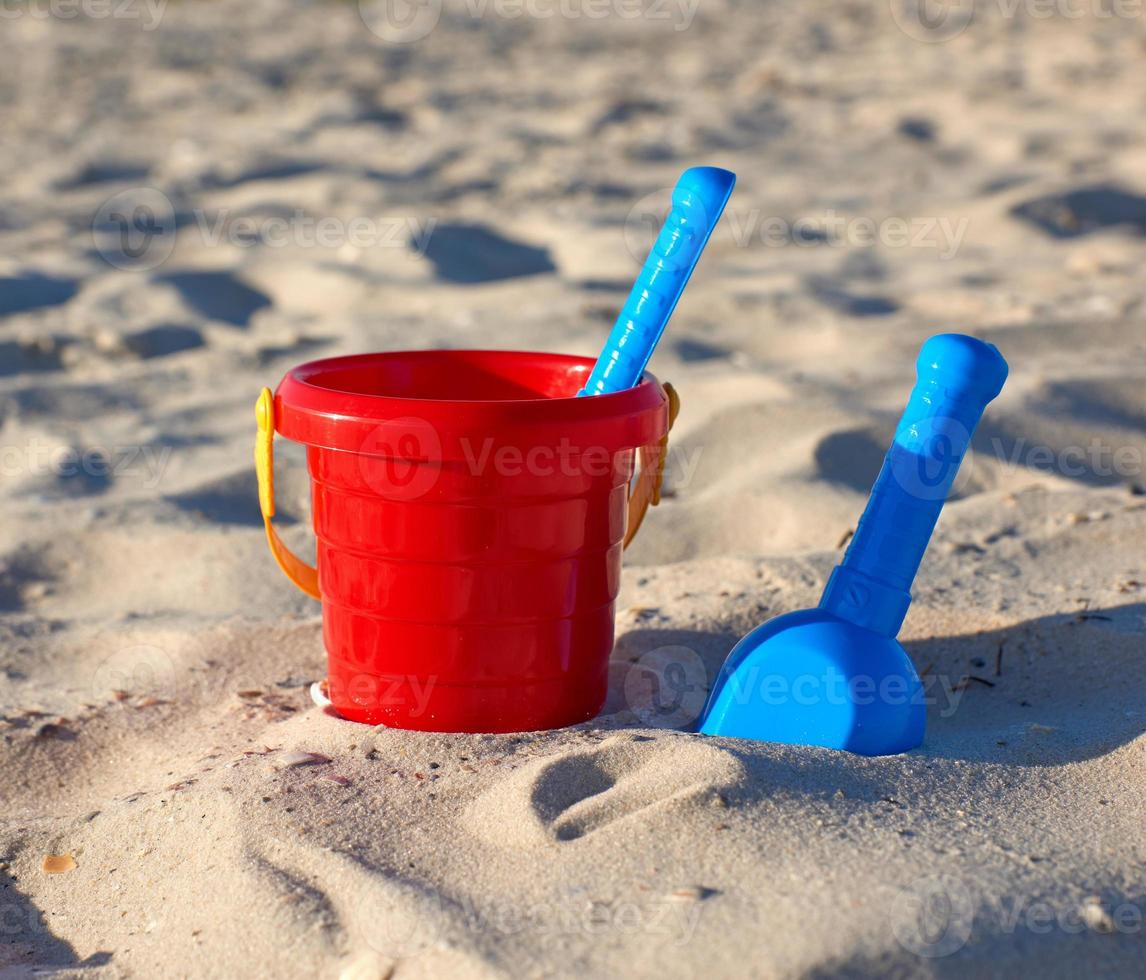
[
  {"left": 272, "top": 349, "right": 668, "bottom": 454},
  {"left": 280, "top": 348, "right": 658, "bottom": 408}
]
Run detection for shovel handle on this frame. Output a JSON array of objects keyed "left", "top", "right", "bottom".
[
  {"left": 821, "top": 335, "right": 1008, "bottom": 636},
  {"left": 580, "top": 167, "right": 734, "bottom": 396}
]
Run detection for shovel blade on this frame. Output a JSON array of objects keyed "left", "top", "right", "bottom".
[{"left": 697, "top": 611, "right": 925, "bottom": 756}]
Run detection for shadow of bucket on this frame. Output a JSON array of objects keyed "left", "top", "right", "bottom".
[{"left": 255, "top": 350, "right": 673, "bottom": 732}]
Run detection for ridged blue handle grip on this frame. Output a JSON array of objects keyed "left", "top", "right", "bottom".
[
  {"left": 820, "top": 334, "right": 1009, "bottom": 636},
  {"left": 580, "top": 167, "right": 735, "bottom": 396}
]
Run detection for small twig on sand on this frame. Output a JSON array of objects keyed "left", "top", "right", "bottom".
[{"left": 954, "top": 675, "right": 996, "bottom": 691}]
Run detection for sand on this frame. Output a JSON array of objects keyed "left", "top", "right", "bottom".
[{"left": 2, "top": 0, "right": 1146, "bottom": 976}]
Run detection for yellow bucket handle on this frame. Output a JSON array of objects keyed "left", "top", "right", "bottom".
[
  {"left": 255, "top": 388, "right": 320, "bottom": 599},
  {"left": 255, "top": 382, "right": 680, "bottom": 598}
]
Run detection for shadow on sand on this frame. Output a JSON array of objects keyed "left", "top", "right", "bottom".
[{"left": 0, "top": 865, "right": 112, "bottom": 974}]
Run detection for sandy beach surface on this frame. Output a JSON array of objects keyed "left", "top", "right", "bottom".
[{"left": 2, "top": 1, "right": 1146, "bottom": 976}]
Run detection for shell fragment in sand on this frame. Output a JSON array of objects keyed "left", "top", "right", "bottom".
[
  {"left": 43, "top": 854, "right": 77, "bottom": 874},
  {"left": 339, "top": 952, "right": 396, "bottom": 980},
  {"left": 668, "top": 885, "right": 718, "bottom": 902},
  {"left": 1080, "top": 898, "right": 1116, "bottom": 933},
  {"left": 271, "top": 751, "right": 332, "bottom": 771}
]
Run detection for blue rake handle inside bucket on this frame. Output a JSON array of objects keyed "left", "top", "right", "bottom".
[{"left": 579, "top": 166, "right": 736, "bottom": 397}]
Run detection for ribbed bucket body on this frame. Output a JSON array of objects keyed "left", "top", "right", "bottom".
[{"left": 273, "top": 350, "right": 667, "bottom": 732}]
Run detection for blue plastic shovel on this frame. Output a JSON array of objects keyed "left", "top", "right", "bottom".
[
  {"left": 698, "top": 334, "right": 1009, "bottom": 755},
  {"left": 579, "top": 166, "right": 736, "bottom": 396}
]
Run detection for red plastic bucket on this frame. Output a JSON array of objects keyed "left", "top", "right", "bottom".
[{"left": 255, "top": 350, "right": 671, "bottom": 732}]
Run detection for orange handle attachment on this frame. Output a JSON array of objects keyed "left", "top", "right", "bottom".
[
  {"left": 624, "top": 381, "right": 680, "bottom": 549},
  {"left": 255, "top": 388, "right": 320, "bottom": 599}
]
